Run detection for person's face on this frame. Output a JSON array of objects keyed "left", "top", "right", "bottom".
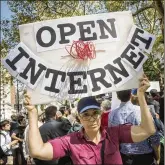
[
  {"left": 2, "top": 123, "right": 11, "bottom": 131},
  {"left": 79, "top": 109, "right": 102, "bottom": 132},
  {"left": 64, "top": 109, "right": 69, "bottom": 115}
]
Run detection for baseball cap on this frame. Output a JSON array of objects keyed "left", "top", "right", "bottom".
[{"left": 77, "top": 96, "right": 101, "bottom": 114}]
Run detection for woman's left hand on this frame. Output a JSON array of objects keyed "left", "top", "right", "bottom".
[{"left": 137, "top": 74, "right": 150, "bottom": 93}]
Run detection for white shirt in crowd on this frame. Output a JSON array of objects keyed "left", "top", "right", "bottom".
[{"left": 0, "top": 130, "right": 12, "bottom": 155}]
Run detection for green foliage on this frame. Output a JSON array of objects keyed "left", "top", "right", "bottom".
[
  {"left": 105, "top": 0, "right": 164, "bottom": 86},
  {"left": 1, "top": 40, "right": 12, "bottom": 85}
]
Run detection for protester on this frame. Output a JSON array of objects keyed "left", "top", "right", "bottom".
[
  {"left": 11, "top": 115, "right": 27, "bottom": 165},
  {"left": 33, "top": 106, "right": 72, "bottom": 165},
  {"left": 109, "top": 90, "right": 160, "bottom": 165},
  {"left": 101, "top": 99, "right": 111, "bottom": 128},
  {"left": 23, "top": 110, "right": 43, "bottom": 164},
  {"left": 24, "top": 74, "right": 156, "bottom": 165},
  {"left": 10, "top": 115, "right": 19, "bottom": 135},
  {"left": 146, "top": 92, "right": 160, "bottom": 115},
  {"left": 59, "top": 107, "right": 66, "bottom": 118},
  {"left": 0, "top": 120, "right": 18, "bottom": 165},
  {"left": 150, "top": 89, "right": 161, "bottom": 102},
  {"left": 64, "top": 107, "right": 71, "bottom": 118},
  {"left": 67, "top": 112, "right": 82, "bottom": 133},
  {"left": 131, "top": 89, "right": 139, "bottom": 105},
  {"left": 159, "top": 94, "right": 164, "bottom": 123}
]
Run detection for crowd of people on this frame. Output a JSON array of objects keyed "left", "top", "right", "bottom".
[{"left": 0, "top": 75, "right": 164, "bottom": 165}]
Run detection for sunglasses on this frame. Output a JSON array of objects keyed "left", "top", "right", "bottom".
[{"left": 79, "top": 110, "right": 101, "bottom": 121}]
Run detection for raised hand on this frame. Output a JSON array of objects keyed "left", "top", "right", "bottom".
[
  {"left": 138, "top": 74, "right": 150, "bottom": 93},
  {"left": 24, "top": 91, "right": 35, "bottom": 112}
]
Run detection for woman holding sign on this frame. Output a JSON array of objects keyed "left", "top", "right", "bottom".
[{"left": 24, "top": 74, "right": 156, "bottom": 165}]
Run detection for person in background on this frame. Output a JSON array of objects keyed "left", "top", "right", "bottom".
[
  {"left": 11, "top": 115, "right": 27, "bottom": 165},
  {"left": 23, "top": 109, "right": 44, "bottom": 164},
  {"left": 109, "top": 89, "right": 160, "bottom": 165},
  {"left": 10, "top": 115, "right": 19, "bottom": 135},
  {"left": 145, "top": 94, "right": 158, "bottom": 118},
  {"left": 64, "top": 106, "right": 71, "bottom": 118},
  {"left": 24, "top": 74, "right": 156, "bottom": 165},
  {"left": 67, "top": 111, "right": 82, "bottom": 133},
  {"left": 59, "top": 107, "right": 66, "bottom": 118},
  {"left": 33, "top": 106, "right": 72, "bottom": 165},
  {"left": 131, "top": 89, "right": 139, "bottom": 105},
  {"left": 101, "top": 99, "right": 111, "bottom": 128},
  {"left": 159, "top": 94, "right": 164, "bottom": 123},
  {"left": 149, "top": 89, "right": 160, "bottom": 115},
  {"left": 56, "top": 110, "right": 73, "bottom": 133},
  {"left": 0, "top": 120, "right": 18, "bottom": 165},
  {"left": 150, "top": 89, "right": 161, "bottom": 102},
  {"left": 131, "top": 89, "right": 159, "bottom": 119}
]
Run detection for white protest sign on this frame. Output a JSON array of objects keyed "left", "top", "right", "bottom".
[
  {"left": 147, "top": 81, "right": 160, "bottom": 92},
  {"left": 2, "top": 11, "right": 155, "bottom": 104},
  {"left": 33, "top": 15, "right": 120, "bottom": 52},
  {"left": 127, "top": 25, "right": 156, "bottom": 54}
]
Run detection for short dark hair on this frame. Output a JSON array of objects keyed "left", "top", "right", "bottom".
[
  {"left": 11, "top": 115, "right": 17, "bottom": 121},
  {"left": 117, "top": 90, "right": 132, "bottom": 102},
  {"left": 150, "top": 89, "right": 158, "bottom": 97},
  {"left": 0, "top": 120, "right": 10, "bottom": 129},
  {"left": 59, "top": 107, "right": 65, "bottom": 115},
  {"left": 45, "top": 106, "right": 57, "bottom": 120},
  {"left": 17, "top": 115, "right": 24, "bottom": 124}
]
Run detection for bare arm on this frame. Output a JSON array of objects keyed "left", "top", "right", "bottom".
[
  {"left": 131, "top": 75, "right": 156, "bottom": 142},
  {"left": 0, "top": 135, "right": 18, "bottom": 152},
  {"left": 24, "top": 95, "right": 53, "bottom": 160},
  {"left": 11, "top": 133, "right": 23, "bottom": 142},
  {"left": 153, "top": 145, "right": 161, "bottom": 164}
]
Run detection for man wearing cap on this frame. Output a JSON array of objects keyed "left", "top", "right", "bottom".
[
  {"left": 149, "top": 89, "right": 160, "bottom": 115},
  {"left": 24, "top": 74, "right": 156, "bottom": 165}
]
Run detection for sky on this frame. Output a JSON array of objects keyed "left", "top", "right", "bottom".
[
  {"left": 1, "top": 1, "right": 13, "bottom": 20},
  {"left": 1, "top": 1, "right": 13, "bottom": 40}
]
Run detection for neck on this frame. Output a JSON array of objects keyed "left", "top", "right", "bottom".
[{"left": 84, "top": 129, "right": 101, "bottom": 144}]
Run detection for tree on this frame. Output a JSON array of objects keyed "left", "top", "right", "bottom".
[
  {"left": 105, "top": 0, "right": 164, "bottom": 89},
  {"left": 0, "top": 40, "right": 12, "bottom": 85}
]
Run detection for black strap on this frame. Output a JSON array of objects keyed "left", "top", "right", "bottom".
[
  {"left": 0, "top": 132, "right": 6, "bottom": 143},
  {"left": 0, "top": 132, "right": 7, "bottom": 157},
  {"left": 101, "top": 139, "right": 105, "bottom": 165},
  {"left": 101, "top": 133, "right": 108, "bottom": 165}
]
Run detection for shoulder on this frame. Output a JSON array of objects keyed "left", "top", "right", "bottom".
[
  {"left": 107, "top": 125, "right": 120, "bottom": 139},
  {"left": 107, "top": 124, "right": 133, "bottom": 143},
  {"left": 109, "top": 108, "right": 119, "bottom": 116},
  {"left": 133, "top": 104, "right": 140, "bottom": 109},
  {"left": 41, "top": 120, "right": 60, "bottom": 128},
  {"left": 107, "top": 126, "right": 119, "bottom": 136},
  {"left": 0, "top": 131, "right": 7, "bottom": 136},
  {"left": 49, "top": 131, "right": 80, "bottom": 146},
  {"left": 108, "top": 124, "right": 132, "bottom": 136},
  {"left": 127, "top": 102, "right": 140, "bottom": 110}
]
